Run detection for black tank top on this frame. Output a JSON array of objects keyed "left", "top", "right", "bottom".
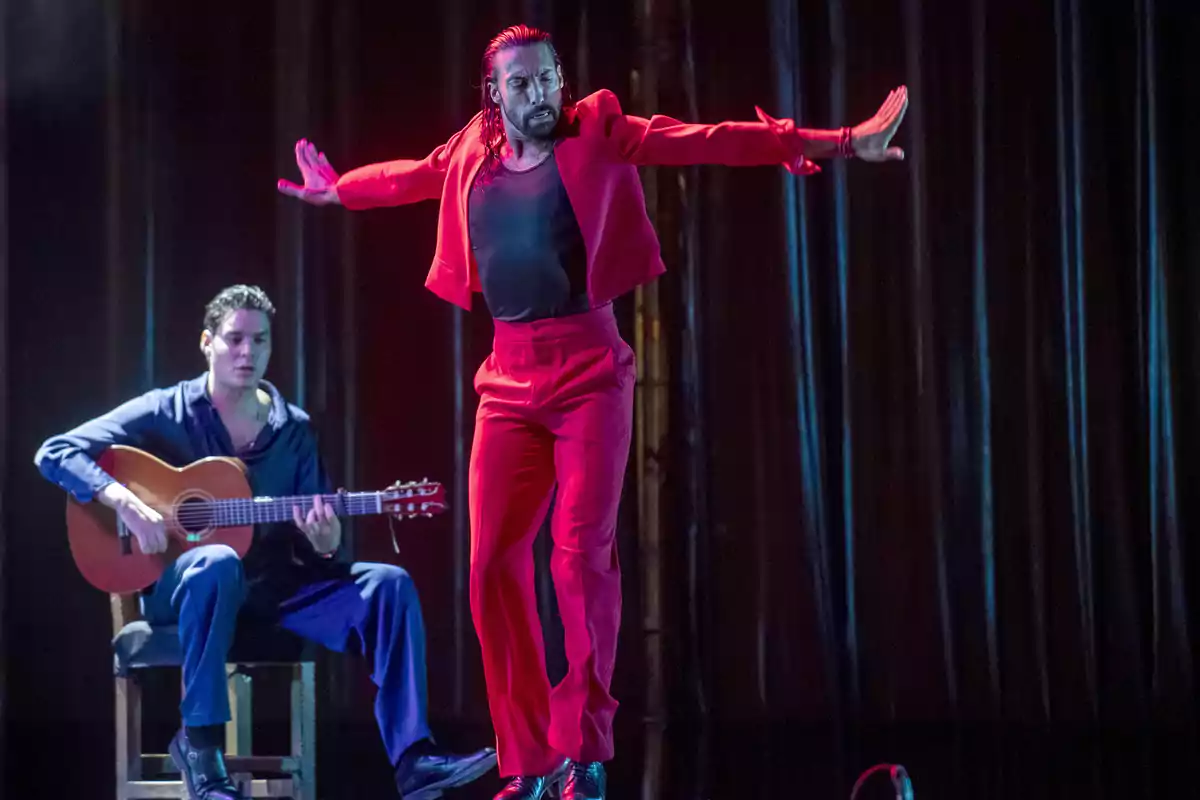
[{"left": 467, "top": 155, "right": 591, "bottom": 322}]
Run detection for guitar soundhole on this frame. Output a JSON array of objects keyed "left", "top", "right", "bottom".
[{"left": 176, "top": 496, "right": 216, "bottom": 540}]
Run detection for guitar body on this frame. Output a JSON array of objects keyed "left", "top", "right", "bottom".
[{"left": 66, "top": 445, "right": 253, "bottom": 595}]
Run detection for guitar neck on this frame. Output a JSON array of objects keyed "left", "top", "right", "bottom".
[{"left": 209, "top": 492, "right": 388, "bottom": 527}]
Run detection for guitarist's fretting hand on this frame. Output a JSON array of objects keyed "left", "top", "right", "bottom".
[
  {"left": 98, "top": 482, "right": 169, "bottom": 555},
  {"left": 293, "top": 495, "right": 342, "bottom": 557}
]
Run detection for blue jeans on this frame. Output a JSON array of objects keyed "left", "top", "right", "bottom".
[{"left": 141, "top": 544, "right": 432, "bottom": 765}]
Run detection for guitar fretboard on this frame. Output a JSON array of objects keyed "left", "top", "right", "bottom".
[{"left": 173, "top": 492, "right": 401, "bottom": 529}]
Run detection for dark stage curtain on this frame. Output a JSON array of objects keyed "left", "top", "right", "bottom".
[
  {"left": 3, "top": 1, "right": 1199, "bottom": 798},
  {"left": 680, "top": 0, "right": 1200, "bottom": 797}
]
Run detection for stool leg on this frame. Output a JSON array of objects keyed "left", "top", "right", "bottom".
[
  {"left": 225, "top": 666, "right": 253, "bottom": 756},
  {"left": 114, "top": 675, "right": 142, "bottom": 799},
  {"left": 290, "top": 664, "right": 317, "bottom": 800}
]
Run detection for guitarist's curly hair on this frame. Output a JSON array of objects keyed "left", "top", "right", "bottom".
[{"left": 204, "top": 285, "right": 276, "bottom": 333}]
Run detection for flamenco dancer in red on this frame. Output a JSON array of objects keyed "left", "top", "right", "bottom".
[{"left": 279, "top": 24, "right": 907, "bottom": 800}]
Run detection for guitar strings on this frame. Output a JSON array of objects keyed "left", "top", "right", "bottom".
[
  {"left": 159, "top": 491, "right": 428, "bottom": 512},
  {"left": 159, "top": 493, "right": 442, "bottom": 525}
]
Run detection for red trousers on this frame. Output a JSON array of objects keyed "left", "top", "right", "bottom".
[{"left": 469, "top": 304, "right": 635, "bottom": 776}]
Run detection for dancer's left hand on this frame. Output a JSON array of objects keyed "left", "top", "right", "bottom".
[
  {"left": 294, "top": 495, "right": 342, "bottom": 555},
  {"left": 851, "top": 86, "right": 909, "bottom": 162}
]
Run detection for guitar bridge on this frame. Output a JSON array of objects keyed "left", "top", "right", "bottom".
[{"left": 117, "top": 518, "right": 133, "bottom": 555}]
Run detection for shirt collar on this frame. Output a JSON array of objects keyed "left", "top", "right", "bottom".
[{"left": 185, "top": 372, "right": 289, "bottom": 430}]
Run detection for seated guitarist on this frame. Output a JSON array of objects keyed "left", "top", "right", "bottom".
[{"left": 33, "top": 284, "right": 496, "bottom": 800}]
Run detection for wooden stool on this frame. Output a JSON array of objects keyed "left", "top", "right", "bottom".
[{"left": 111, "top": 595, "right": 317, "bottom": 799}]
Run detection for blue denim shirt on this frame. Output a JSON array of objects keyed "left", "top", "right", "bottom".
[{"left": 34, "top": 373, "right": 335, "bottom": 581}]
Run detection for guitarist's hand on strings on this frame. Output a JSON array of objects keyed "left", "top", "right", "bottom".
[
  {"left": 293, "top": 495, "right": 342, "bottom": 557},
  {"left": 99, "top": 482, "right": 168, "bottom": 555}
]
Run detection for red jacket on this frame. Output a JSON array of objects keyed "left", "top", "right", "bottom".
[{"left": 334, "top": 89, "right": 818, "bottom": 311}]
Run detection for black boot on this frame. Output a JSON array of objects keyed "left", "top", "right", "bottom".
[
  {"left": 560, "top": 761, "right": 606, "bottom": 800},
  {"left": 494, "top": 758, "right": 570, "bottom": 800},
  {"left": 168, "top": 729, "right": 246, "bottom": 800},
  {"left": 395, "top": 741, "right": 498, "bottom": 799}
]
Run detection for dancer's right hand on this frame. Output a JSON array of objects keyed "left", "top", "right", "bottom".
[{"left": 277, "top": 139, "right": 342, "bottom": 206}]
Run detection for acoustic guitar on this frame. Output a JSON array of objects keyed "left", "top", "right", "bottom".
[{"left": 65, "top": 445, "right": 446, "bottom": 594}]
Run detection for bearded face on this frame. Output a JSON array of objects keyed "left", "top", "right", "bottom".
[{"left": 489, "top": 43, "right": 564, "bottom": 142}]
